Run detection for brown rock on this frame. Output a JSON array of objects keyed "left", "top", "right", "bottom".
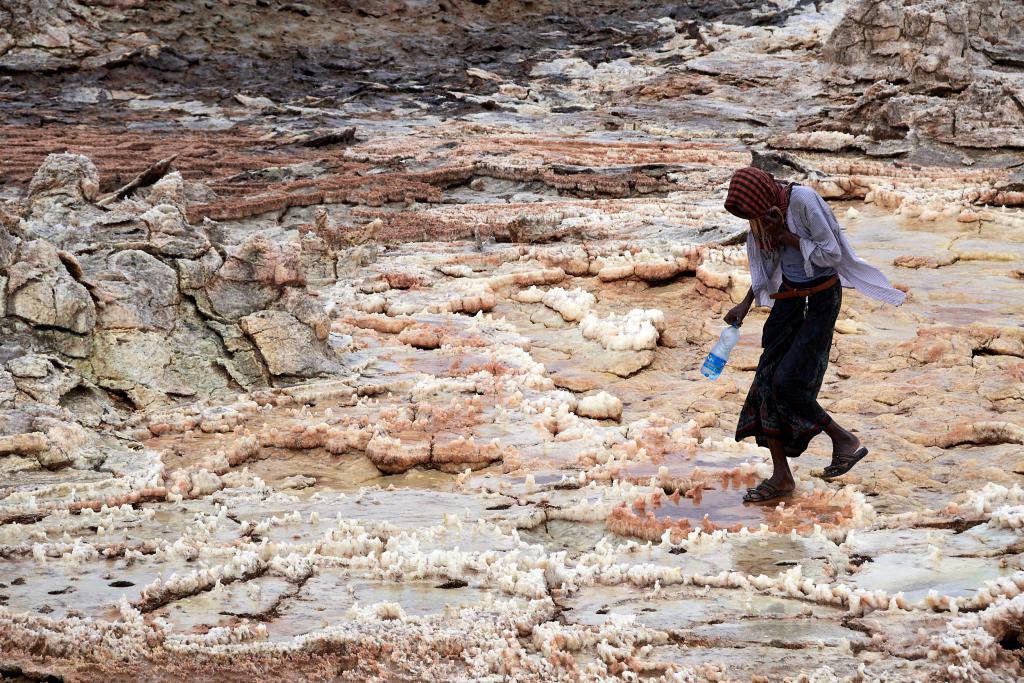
[
  {"left": 634, "top": 260, "right": 683, "bottom": 282},
  {"left": 239, "top": 310, "right": 337, "bottom": 378},
  {"left": 206, "top": 233, "right": 305, "bottom": 320},
  {"left": 431, "top": 433, "right": 502, "bottom": 472},
  {"left": 893, "top": 324, "right": 1024, "bottom": 367},
  {"left": 892, "top": 254, "right": 957, "bottom": 269},
  {"left": 384, "top": 272, "right": 419, "bottom": 290},
  {"left": 344, "top": 313, "right": 414, "bottom": 335},
  {"left": 914, "top": 421, "right": 1024, "bottom": 448},
  {"left": 0, "top": 432, "right": 49, "bottom": 456},
  {"left": 139, "top": 204, "right": 210, "bottom": 258},
  {"left": 444, "top": 291, "right": 496, "bottom": 315}
]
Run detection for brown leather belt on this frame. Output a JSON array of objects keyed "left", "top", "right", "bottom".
[{"left": 769, "top": 274, "right": 840, "bottom": 300}]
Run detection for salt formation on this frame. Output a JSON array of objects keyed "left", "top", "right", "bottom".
[
  {"left": 576, "top": 392, "right": 623, "bottom": 421},
  {"left": 514, "top": 286, "right": 595, "bottom": 322},
  {"left": 1, "top": 0, "right": 1023, "bottom": 680},
  {"left": 580, "top": 309, "right": 666, "bottom": 351}
]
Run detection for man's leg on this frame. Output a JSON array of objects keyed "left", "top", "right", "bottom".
[
  {"left": 821, "top": 416, "right": 869, "bottom": 478},
  {"left": 824, "top": 417, "right": 861, "bottom": 457},
  {"left": 764, "top": 437, "right": 795, "bottom": 491}
]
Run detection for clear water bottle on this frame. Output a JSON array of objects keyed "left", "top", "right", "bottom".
[{"left": 701, "top": 324, "right": 740, "bottom": 380}]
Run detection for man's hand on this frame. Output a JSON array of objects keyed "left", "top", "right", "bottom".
[
  {"left": 724, "top": 303, "right": 749, "bottom": 326},
  {"left": 725, "top": 286, "right": 755, "bottom": 326},
  {"left": 763, "top": 208, "right": 801, "bottom": 249},
  {"left": 776, "top": 229, "right": 801, "bottom": 248}
]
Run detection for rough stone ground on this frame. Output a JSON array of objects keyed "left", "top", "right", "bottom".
[{"left": 1, "top": 1, "right": 1023, "bottom": 681}]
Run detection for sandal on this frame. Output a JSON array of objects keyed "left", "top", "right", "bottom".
[
  {"left": 821, "top": 447, "right": 869, "bottom": 480},
  {"left": 743, "top": 480, "right": 794, "bottom": 503}
]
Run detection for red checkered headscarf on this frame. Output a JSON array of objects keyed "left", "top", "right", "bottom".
[
  {"left": 724, "top": 166, "right": 792, "bottom": 220},
  {"left": 724, "top": 166, "right": 796, "bottom": 251}
]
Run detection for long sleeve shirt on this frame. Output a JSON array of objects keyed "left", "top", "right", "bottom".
[{"left": 746, "top": 185, "right": 906, "bottom": 308}]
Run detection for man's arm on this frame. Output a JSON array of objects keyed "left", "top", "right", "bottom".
[
  {"left": 724, "top": 286, "right": 755, "bottom": 326},
  {"left": 796, "top": 192, "right": 843, "bottom": 268}
]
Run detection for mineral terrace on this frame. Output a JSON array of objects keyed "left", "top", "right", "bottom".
[{"left": 1, "top": 1, "right": 1023, "bottom": 681}]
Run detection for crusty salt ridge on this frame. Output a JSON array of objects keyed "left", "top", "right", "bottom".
[{"left": 0, "top": 0, "right": 1022, "bottom": 680}]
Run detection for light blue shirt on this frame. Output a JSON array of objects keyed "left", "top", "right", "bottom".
[{"left": 781, "top": 241, "right": 835, "bottom": 283}]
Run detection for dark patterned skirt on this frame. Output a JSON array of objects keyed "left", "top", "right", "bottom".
[{"left": 735, "top": 274, "right": 842, "bottom": 457}]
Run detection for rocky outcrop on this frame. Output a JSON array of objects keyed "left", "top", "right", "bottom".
[
  {"left": 0, "top": 0, "right": 153, "bottom": 73},
  {"left": 85, "top": 317, "right": 230, "bottom": 407},
  {"left": 26, "top": 152, "right": 99, "bottom": 204},
  {"left": 0, "top": 153, "right": 342, "bottom": 409},
  {"left": 810, "top": 0, "right": 1024, "bottom": 150},
  {"left": 823, "top": 2, "right": 1024, "bottom": 89},
  {"left": 86, "top": 249, "right": 179, "bottom": 332},
  {"left": 139, "top": 203, "right": 211, "bottom": 258}
]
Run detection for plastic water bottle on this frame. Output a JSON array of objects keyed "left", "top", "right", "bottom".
[{"left": 701, "top": 324, "right": 740, "bottom": 380}]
